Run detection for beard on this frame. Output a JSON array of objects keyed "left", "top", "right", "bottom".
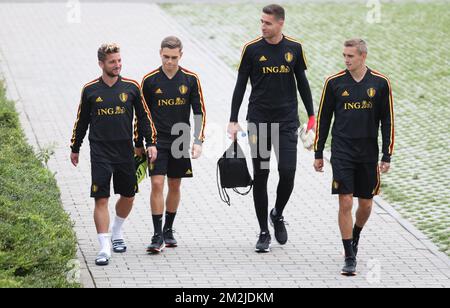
[{"left": 105, "top": 68, "right": 120, "bottom": 78}]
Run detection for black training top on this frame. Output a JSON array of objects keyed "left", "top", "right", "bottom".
[
  {"left": 314, "top": 68, "right": 395, "bottom": 163},
  {"left": 70, "top": 76, "right": 156, "bottom": 163},
  {"left": 230, "top": 35, "right": 314, "bottom": 123},
  {"left": 138, "top": 66, "right": 206, "bottom": 148}
]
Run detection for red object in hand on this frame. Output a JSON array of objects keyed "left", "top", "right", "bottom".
[{"left": 307, "top": 115, "right": 316, "bottom": 131}]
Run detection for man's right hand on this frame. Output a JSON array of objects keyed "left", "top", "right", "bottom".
[
  {"left": 147, "top": 146, "right": 157, "bottom": 163},
  {"left": 313, "top": 159, "right": 324, "bottom": 172},
  {"left": 134, "top": 147, "right": 145, "bottom": 157},
  {"left": 227, "top": 122, "right": 242, "bottom": 141},
  {"left": 70, "top": 152, "right": 79, "bottom": 167}
]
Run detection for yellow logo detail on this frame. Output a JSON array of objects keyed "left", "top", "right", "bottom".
[
  {"left": 158, "top": 98, "right": 186, "bottom": 106},
  {"left": 185, "top": 169, "right": 192, "bottom": 175},
  {"left": 259, "top": 55, "right": 267, "bottom": 62},
  {"left": 367, "top": 88, "right": 376, "bottom": 98},
  {"left": 344, "top": 101, "right": 373, "bottom": 110},
  {"left": 155, "top": 88, "right": 163, "bottom": 94},
  {"left": 332, "top": 180, "right": 339, "bottom": 190},
  {"left": 149, "top": 163, "right": 155, "bottom": 171},
  {"left": 262, "top": 65, "right": 291, "bottom": 74},
  {"left": 285, "top": 52, "right": 294, "bottom": 63},
  {"left": 280, "top": 65, "right": 290, "bottom": 73},
  {"left": 342, "top": 90, "right": 350, "bottom": 97},
  {"left": 97, "top": 107, "right": 126, "bottom": 116},
  {"left": 96, "top": 97, "right": 103, "bottom": 103},
  {"left": 119, "top": 93, "right": 128, "bottom": 103},
  {"left": 179, "top": 85, "right": 188, "bottom": 95},
  {"left": 92, "top": 184, "right": 98, "bottom": 193}
]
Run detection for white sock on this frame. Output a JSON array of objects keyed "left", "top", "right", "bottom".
[
  {"left": 98, "top": 233, "right": 111, "bottom": 256},
  {"left": 112, "top": 216, "right": 126, "bottom": 241}
]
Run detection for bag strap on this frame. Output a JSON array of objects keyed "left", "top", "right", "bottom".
[
  {"left": 216, "top": 160, "right": 231, "bottom": 206},
  {"left": 232, "top": 183, "right": 253, "bottom": 196}
]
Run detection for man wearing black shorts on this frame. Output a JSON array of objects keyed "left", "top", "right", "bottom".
[
  {"left": 227, "top": 4, "right": 315, "bottom": 252},
  {"left": 314, "top": 39, "right": 394, "bottom": 276},
  {"left": 138, "top": 36, "right": 206, "bottom": 253},
  {"left": 70, "top": 43, "right": 157, "bottom": 266}
]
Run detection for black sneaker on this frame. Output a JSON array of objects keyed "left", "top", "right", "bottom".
[
  {"left": 352, "top": 238, "right": 359, "bottom": 257},
  {"left": 270, "top": 209, "right": 288, "bottom": 245},
  {"left": 255, "top": 231, "right": 271, "bottom": 253},
  {"left": 146, "top": 233, "right": 165, "bottom": 253},
  {"left": 341, "top": 256, "right": 357, "bottom": 276},
  {"left": 163, "top": 229, "right": 177, "bottom": 247}
]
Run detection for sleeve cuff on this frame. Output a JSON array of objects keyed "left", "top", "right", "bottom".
[
  {"left": 315, "top": 151, "right": 323, "bottom": 159},
  {"left": 71, "top": 146, "right": 80, "bottom": 154},
  {"left": 145, "top": 142, "right": 156, "bottom": 148},
  {"left": 381, "top": 154, "right": 391, "bottom": 163}
]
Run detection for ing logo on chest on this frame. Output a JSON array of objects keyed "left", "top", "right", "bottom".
[
  {"left": 262, "top": 65, "right": 291, "bottom": 74},
  {"left": 158, "top": 97, "right": 186, "bottom": 107}
]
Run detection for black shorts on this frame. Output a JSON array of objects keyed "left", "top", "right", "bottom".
[
  {"left": 148, "top": 146, "right": 193, "bottom": 178},
  {"left": 91, "top": 162, "right": 137, "bottom": 198},
  {"left": 247, "top": 121, "right": 299, "bottom": 175},
  {"left": 330, "top": 158, "right": 380, "bottom": 199}
]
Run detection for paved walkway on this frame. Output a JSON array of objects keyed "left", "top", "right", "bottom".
[{"left": 0, "top": 2, "right": 449, "bottom": 288}]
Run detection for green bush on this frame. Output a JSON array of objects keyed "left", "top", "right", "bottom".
[{"left": 0, "top": 82, "right": 79, "bottom": 288}]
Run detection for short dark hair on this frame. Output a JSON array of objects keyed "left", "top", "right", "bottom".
[
  {"left": 262, "top": 4, "right": 285, "bottom": 20},
  {"left": 161, "top": 36, "right": 183, "bottom": 51}
]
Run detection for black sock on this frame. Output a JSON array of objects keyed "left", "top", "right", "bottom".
[
  {"left": 274, "top": 169, "right": 296, "bottom": 217},
  {"left": 253, "top": 173, "right": 270, "bottom": 233},
  {"left": 152, "top": 214, "right": 163, "bottom": 235},
  {"left": 342, "top": 239, "right": 355, "bottom": 258},
  {"left": 163, "top": 211, "right": 177, "bottom": 231},
  {"left": 353, "top": 225, "right": 363, "bottom": 244}
]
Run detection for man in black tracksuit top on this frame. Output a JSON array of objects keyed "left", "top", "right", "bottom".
[
  {"left": 228, "top": 5, "right": 315, "bottom": 253},
  {"left": 137, "top": 36, "right": 206, "bottom": 253},
  {"left": 314, "top": 39, "right": 394, "bottom": 276},
  {"left": 70, "top": 43, "right": 157, "bottom": 266}
]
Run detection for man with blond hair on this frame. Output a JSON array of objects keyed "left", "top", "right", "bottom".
[
  {"left": 70, "top": 43, "right": 157, "bottom": 266},
  {"left": 314, "top": 39, "right": 394, "bottom": 275}
]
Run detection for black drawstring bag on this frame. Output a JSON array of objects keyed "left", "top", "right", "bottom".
[{"left": 217, "top": 140, "right": 253, "bottom": 206}]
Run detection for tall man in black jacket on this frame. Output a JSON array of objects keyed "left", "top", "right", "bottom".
[{"left": 228, "top": 4, "right": 315, "bottom": 253}]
